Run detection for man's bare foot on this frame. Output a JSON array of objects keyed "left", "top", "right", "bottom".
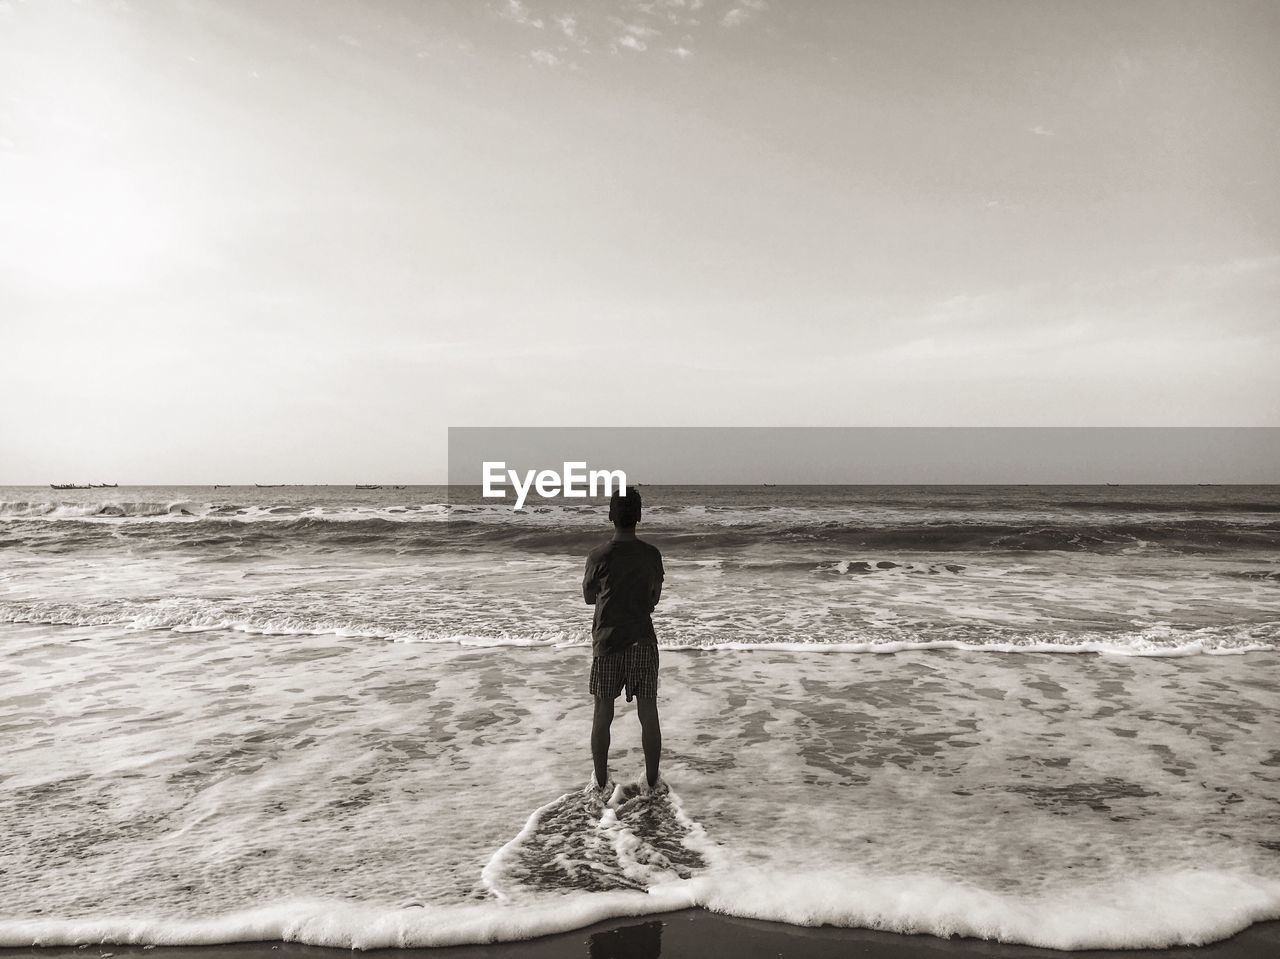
[{"left": 585, "top": 776, "right": 614, "bottom": 802}]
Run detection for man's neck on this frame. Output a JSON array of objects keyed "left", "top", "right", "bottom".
[{"left": 611, "top": 527, "right": 638, "bottom": 542}]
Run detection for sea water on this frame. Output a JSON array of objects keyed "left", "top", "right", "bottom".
[{"left": 1, "top": 485, "right": 1278, "bottom": 950}]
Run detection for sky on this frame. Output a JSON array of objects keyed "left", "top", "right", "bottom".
[{"left": 1, "top": 0, "right": 1277, "bottom": 483}]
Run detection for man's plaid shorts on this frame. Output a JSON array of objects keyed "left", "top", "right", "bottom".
[{"left": 590, "top": 642, "right": 659, "bottom": 702}]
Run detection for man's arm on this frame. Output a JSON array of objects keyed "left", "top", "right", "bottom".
[
  {"left": 583, "top": 556, "right": 600, "bottom": 605},
  {"left": 649, "top": 551, "right": 664, "bottom": 610}
]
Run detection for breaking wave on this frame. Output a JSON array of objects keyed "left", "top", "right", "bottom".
[
  {"left": 3, "top": 506, "right": 1279, "bottom": 555},
  {"left": 2, "top": 598, "right": 1275, "bottom": 656}
]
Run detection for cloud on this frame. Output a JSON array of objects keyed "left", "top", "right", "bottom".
[
  {"left": 621, "top": 21, "right": 660, "bottom": 38},
  {"left": 499, "top": 0, "right": 543, "bottom": 29},
  {"left": 1163, "top": 253, "right": 1280, "bottom": 288},
  {"left": 901, "top": 255, "right": 1280, "bottom": 361},
  {"left": 722, "top": 0, "right": 765, "bottom": 28},
  {"left": 497, "top": 1, "right": 765, "bottom": 64},
  {"left": 1028, "top": 124, "right": 1055, "bottom": 137}
]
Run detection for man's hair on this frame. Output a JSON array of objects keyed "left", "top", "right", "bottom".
[{"left": 609, "top": 488, "right": 642, "bottom": 528}]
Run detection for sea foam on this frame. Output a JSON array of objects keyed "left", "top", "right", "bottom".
[
  {"left": 3, "top": 868, "right": 1278, "bottom": 950},
  {"left": 3, "top": 629, "right": 1278, "bottom": 951}
]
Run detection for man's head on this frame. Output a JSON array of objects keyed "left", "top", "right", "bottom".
[{"left": 609, "top": 488, "right": 642, "bottom": 529}]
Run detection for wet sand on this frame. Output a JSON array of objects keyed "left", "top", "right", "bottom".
[{"left": 3, "top": 913, "right": 1277, "bottom": 959}]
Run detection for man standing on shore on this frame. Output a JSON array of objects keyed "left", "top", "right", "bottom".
[{"left": 583, "top": 488, "right": 664, "bottom": 795}]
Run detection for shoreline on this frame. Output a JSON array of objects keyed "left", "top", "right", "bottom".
[{"left": 2, "top": 913, "right": 1278, "bottom": 959}]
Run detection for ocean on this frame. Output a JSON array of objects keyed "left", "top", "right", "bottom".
[{"left": 2, "top": 485, "right": 1278, "bottom": 950}]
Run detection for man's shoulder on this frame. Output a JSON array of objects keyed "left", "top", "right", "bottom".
[
  {"left": 587, "top": 538, "right": 661, "bottom": 560},
  {"left": 587, "top": 540, "right": 615, "bottom": 562},
  {"left": 631, "top": 538, "right": 662, "bottom": 567},
  {"left": 636, "top": 537, "right": 662, "bottom": 558}
]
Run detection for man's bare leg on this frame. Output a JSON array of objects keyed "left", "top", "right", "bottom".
[
  {"left": 591, "top": 694, "right": 615, "bottom": 790},
  {"left": 636, "top": 695, "right": 662, "bottom": 789}
]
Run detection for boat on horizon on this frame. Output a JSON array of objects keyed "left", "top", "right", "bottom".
[
  {"left": 355, "top": 484, "right": 382, "bottom": 490},
  {"left": 50, "top": 483, "right": 91, "bottom": 490},
  {"left": 254, "top": 484, "right": 285, "bottom": 488},
  {"left": 90, "top": 483, "right": 118, "bottom": 488}
]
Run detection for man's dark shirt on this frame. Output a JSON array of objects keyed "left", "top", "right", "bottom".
[{"left": 583, "top": 538, "right": 663, "bottom": 658}]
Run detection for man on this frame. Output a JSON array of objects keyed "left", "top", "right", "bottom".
[{"left": 583, "top": 487, "right": 664, "bottom": 795}]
